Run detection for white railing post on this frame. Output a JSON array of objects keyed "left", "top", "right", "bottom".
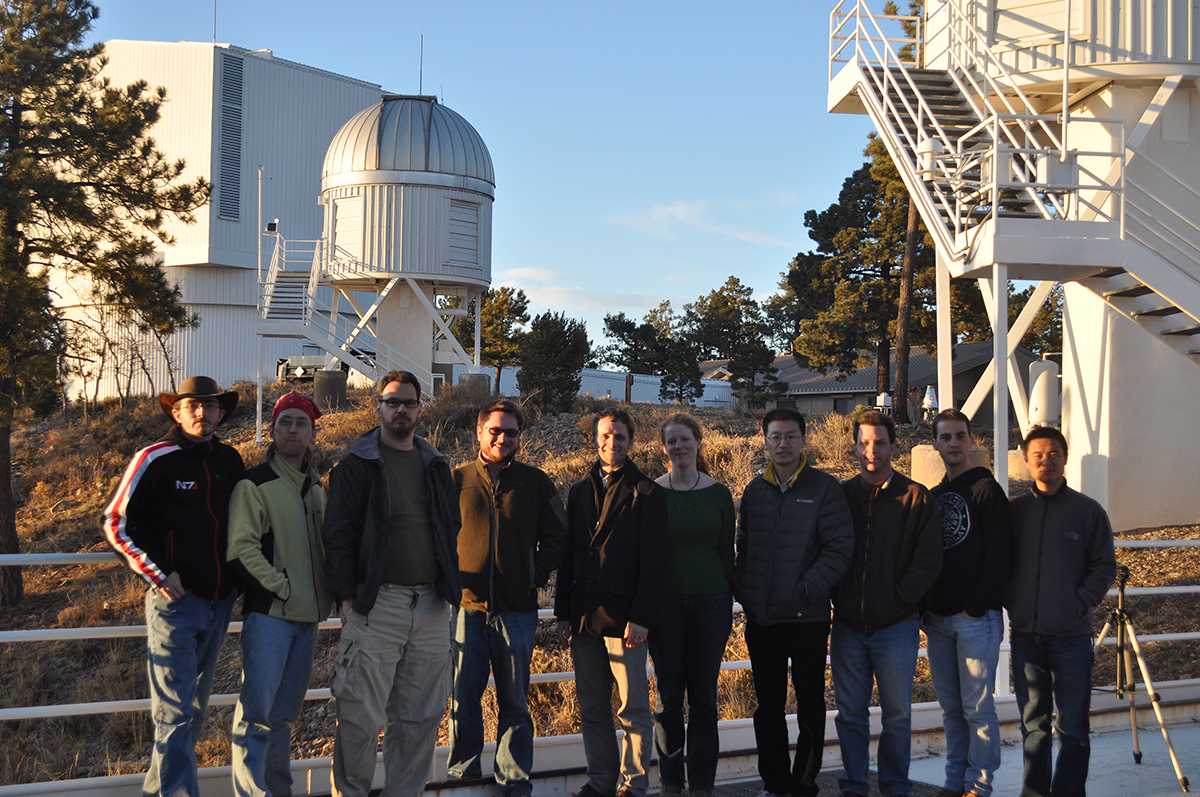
[{"left": 1062, "top": 0, "right": 1071, "bottom": 161}]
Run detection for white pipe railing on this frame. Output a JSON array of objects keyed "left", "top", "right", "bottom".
[{"left": 2, "top": 538, "right": 1195, "bottom": 697}]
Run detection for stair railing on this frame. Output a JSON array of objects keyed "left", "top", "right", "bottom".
[
  {"left": 829, "top": 0, "right": 1124, "bottom": 259},
  {"left": 830, "top": 0, "right": 962, "bottom": 253},
  {"left": 259, "top": 236, "right": 284, "bottom": 320},
  {"left": 1123, "top": 146, "right": 1200, "bottom": 278},
  {"left": 303, "top": 293, "right": 434, "bottom": 385},
  {"left": 306, "top": 238, "right": 322, "bottom": 325}
]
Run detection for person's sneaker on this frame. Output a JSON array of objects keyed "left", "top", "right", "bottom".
[
  {"left": 838, "top": 792, "right": 867, "bottom": 797},
  {"left": 575, "top": 785, "right": 616, "bottom": 797},
  {"left": 658, "top": 786, "right": 683, "bottom": 797},
  {"left": 690, "top": 790, "right": 713, "bottom": 797}
]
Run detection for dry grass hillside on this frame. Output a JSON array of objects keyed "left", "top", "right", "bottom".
[{"left": 2, "top": 382, "right": 1196, "bottom": 785}]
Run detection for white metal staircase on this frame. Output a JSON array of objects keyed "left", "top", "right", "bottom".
[
  {"left": 828, "top": 0, "right": 1200, "bottom": 366},
  {"left": 257, "top": 236, "right": 435, "bottom": 386}
]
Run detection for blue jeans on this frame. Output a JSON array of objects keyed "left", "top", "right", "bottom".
[
  {"left": 1010, "top": 632, "right": 1094, "bottom": 797},
  {"left": 831, "top": 616, "right": 920, "bottom": 797},
  {"left": 647, "top": 592, "right": 733, "bottom": 793},
  {"left": 925, "top": 611, "right": 1003, "bottom": 797},
  {"left": 232, "top": 613, "right": 319, "bottom": 797},
  {"left": 447, "top": 608, "right": 537, "bottom": 797},
  {"left": 142, "top": 588, "right": 234, "bottom": 797},
  {"left": 744, "top": 620, "right": 831, "bottom": 797}
]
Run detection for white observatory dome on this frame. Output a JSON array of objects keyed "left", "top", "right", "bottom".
[{"left": 322, "top": 94, "right": 494, "bottom": 196}]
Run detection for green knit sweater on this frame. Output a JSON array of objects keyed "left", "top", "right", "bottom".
[{"left": 661, "top": 482, "right": 736, "bottom": 595}]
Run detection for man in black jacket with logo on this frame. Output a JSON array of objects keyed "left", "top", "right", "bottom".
[
  {"left": 555, "top": 408, "right": 668, "bottom": 797},
  {"left": 103, "top": 376, "right": 244, "bottom": 797},
  {"left": 926, "top": 409, "right": 1013, "bottom": 797}
]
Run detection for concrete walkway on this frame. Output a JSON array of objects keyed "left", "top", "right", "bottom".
[{"left": 907, "top": 718, "right": 1199, "bottom": 797}]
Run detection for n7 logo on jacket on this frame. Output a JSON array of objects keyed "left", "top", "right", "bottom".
[{"left": 175, "top": 480, "right": 198, "bottom": 490}]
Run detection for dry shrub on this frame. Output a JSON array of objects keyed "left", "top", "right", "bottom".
[{"left": 804, "top": 412, "right": 856, "bottom": 476}]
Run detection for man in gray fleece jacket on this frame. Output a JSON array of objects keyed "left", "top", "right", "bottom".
[{"left": 1006, "top": 426, "right": 1116, "bottom": 797}]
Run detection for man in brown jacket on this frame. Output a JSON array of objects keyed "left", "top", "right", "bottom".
[
  {"left": 831, "top": 411, "right": 942, "bottom": 797},
  {"left": 448, "top": 399, "right": 568, "bottom": 797}
]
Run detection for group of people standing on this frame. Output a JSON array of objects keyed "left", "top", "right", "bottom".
[{"left": 101, "top": 370, "right": 1116, "bottom": 797}]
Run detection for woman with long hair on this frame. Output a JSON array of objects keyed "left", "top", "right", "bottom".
[{"left": 648, "top": 413, "right": 736, "bottom": 797}]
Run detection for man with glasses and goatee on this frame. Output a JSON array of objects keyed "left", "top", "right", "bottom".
[{"left": 323, "top": 371, "right": 462, "bottom": 797}]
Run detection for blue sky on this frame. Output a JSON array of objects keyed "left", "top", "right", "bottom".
[{"left": 89, "top": 1, "right": 878, "bottom": 345}]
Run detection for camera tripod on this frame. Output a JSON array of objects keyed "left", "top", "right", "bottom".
[{"left": 1092, "top": 564, "right": 1190, "bottom": 792}]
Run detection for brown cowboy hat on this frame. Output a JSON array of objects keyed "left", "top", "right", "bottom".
[{"left": 158, "top": 376, "right": 239, "bottom": 422}]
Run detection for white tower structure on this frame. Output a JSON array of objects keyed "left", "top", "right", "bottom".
[
  {"left": 257, "top": 95, "right": 493, "bottom": 395},
  {"left": 828, "top": 1, "right": 1200, "bottom": 528}
]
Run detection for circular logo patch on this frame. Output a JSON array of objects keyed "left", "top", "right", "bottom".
[{"left": 936, "top": 492, "right": 970, "bottom": 549}]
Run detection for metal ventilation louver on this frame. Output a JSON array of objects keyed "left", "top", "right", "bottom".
[{"left": 217, "top": 53, "right": 243, "bottom": 221}]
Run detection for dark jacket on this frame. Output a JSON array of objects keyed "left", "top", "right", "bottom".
[
  {"left": 1005, "top": 482, "right": 1117, "bottom": 637},
  {"left": 834, "top": 471, "right": 943, "bottom": 633},
  {"left": 554, "top": 459, "right": 669, "bottom": 637},
  {"left": 227, "top": 451, "right": 333, "bottom": 622},
  {"left": 453, "top": 457, "right": 569, "bottom": 614},
  {"left": 734, "top": 460, "right": 854, "bottom": 625},
  {"left": 102, "top": 426, "right": 245, "bottom": 600},
  {"left": 322, "top": 428, "right": 461, "bottom": 615},
  {"left": 926, "top": 466, "right": 1014, "bottom": 618}
]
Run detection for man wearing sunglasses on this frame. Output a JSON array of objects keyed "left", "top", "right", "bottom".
[
  {"left": 322, "top": 370, "right": 462, "bottom": 797},
  {"left": 447, "top": 399, "right": 568, "bottom": 797}
]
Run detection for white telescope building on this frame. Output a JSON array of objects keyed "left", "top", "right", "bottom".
[{"left": 55, "top": 40, "right": 491, "bottom": 400}]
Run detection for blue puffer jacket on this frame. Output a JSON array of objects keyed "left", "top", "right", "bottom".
[{"left": 734, "top": 462, "right": 855, "bottom": 625}]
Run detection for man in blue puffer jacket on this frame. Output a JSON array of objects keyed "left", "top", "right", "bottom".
[{"left": 734, "top": 408, "right": 854, "bottom": 797}]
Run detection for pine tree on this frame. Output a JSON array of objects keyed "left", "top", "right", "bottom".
[
  {"left": 516, "top": 312, "right": 591, "bottom": 414},
  {"left": 0, "top": 0, "right": 209, "bottom": 606},
  {"left": 451, "top": 286, "right": 530, "bottom": 393}
]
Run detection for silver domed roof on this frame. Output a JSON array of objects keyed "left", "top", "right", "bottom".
[{"left": 322, "top": 95, "right": 494, "bottom": 194}]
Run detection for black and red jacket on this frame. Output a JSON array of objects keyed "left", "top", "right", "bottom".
[{"left": 102, "top": 425, "right": 245, "bottom": 599}]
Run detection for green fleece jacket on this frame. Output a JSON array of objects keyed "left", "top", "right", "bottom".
[{"left": 227, "top": 452, "right": 332, "bottom": 622}]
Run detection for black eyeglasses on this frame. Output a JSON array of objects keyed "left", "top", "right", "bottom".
[{"left": 379, "top": 398, "right": 420, "bottom": 409}]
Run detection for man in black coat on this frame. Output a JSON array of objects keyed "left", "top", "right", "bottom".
[{"left": 555, "top": 408, "right": 668, "bottom": 797}]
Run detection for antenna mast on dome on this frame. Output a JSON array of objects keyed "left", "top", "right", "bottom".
[{"left": 419, "top": 33, "right": 423, "bottom": 94}]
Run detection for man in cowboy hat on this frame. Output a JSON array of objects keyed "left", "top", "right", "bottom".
[{"left": 103, "top": 376, "right": 245, "bottom": 797}]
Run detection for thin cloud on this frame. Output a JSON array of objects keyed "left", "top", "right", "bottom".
[
  {"left": 612, "top": 199, "right": 789, "bottom": 246},
  {"left": 496, "top": 267, "right": 560, "bottom": 283}
]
